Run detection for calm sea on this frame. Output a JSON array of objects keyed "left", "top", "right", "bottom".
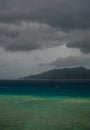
[
  {"left": 0, "top": 80, "right": 90, "bottom": 130},
  {"left": 0, "top": 80, "right": 90, "bottom": 97}
]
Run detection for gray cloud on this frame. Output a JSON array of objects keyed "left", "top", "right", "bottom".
[
  {"left": 0, "top": 0, "right": 90, "bottom": 30},
  {"left": 66, "top": 30, "right": 90, "bottom": 53},
  {"left": 50, "top": 56, "right": 90, "bottom": 68},
  {"left": 0, "top": 22, "right": 68, "bottom": 51},
  {"left": 0, "top": 0, "right": 90, "bottom": 52},
  {"left": 67, "top": 38, "right": 90, "bottom": 54},
  {"left": 0, "top": 23, "right": 22, "bottom": 37},
  {"left": 0, "top": 22, "right": 90, "bottom": 53}
]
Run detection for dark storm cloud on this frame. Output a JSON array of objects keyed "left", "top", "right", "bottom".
[
  {"left": 0, "top": 22, "right": 68, "bottom": 51},
  {"left": 0, "top": 0, "right": 90, "bottom": 52},
  {"left": 0, "top": 0, "right": 90, "bottom": 30},
  {"left": 67, "top": 36, "right": 90, "bottom": 53}
]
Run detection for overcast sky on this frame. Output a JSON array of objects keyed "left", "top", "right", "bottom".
[{"left": 0, "top": 0, "right": 90, "bottom": 79}]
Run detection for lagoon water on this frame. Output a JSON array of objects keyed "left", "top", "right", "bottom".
[{"left": 0, "top": 80, "right": 90, "bottom": 130}]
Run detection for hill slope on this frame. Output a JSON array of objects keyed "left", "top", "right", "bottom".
[{"left": 23, "top": 67, "right": 90, "bottom": 79}]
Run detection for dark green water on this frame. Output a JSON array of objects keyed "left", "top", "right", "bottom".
[
  {"left": 0, "top": 80, "right": 90, "bottom": 97},
  {"left": 0, "top": 80, "right": 90, "bottom": 130}
]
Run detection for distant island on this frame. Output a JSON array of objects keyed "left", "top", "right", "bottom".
[{"left": 22, "top": 67, "right": 90, "bottom": 80}]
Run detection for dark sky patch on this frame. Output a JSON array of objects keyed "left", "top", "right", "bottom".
[
  {"left": 0, "top": 0, "right": 90, "bottom": 30},
  {"left": 67, "top": 38, "right": 90, "bottom": 53}
]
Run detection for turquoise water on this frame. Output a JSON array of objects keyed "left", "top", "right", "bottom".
[
  {"left": 0, "top": 80, "right": 90, "bottom": 130},
  {"left": 0, "top": 80, "right": 90, "bottom": 97}
]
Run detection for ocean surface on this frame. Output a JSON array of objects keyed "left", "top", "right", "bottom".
[
  {"left": 0, "top": 80, "right": 90, "bottom": 130},
  {"left": 0, "top": 80, "right": 90, "bottom": 97}
]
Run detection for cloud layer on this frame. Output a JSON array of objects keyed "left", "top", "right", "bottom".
[
  {"left": 0, "top": 0, "right": 90, "bottom": 53},
  {"left": 0, "top": 0, "right": 90, "bottom": 30},
  {"left": 50, "top": 56, "right": 90, "bottom": 68},
  {"left": 67, "top": 38, "right": 90, "bottom": 54},
  {"left": 0, "top": 22, "right": 69, "bottom": 51}
]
